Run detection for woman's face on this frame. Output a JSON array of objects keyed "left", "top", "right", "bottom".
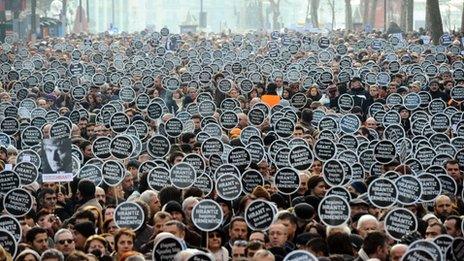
[
  {"left": 116, "top": 234, "right": 133, "bottom": 255},
  {"left": 369, "top": 86, "right": 379, "bottom": 97},
  {"left": 310, "top": 88, "right": 318, "bottom": 96},
  {"left": 153, "top": 90, "right": 159, "bottom": 97},
  {"left": 108, "top": 220, "right": 117, "bottom": 234},
  {"left": 208, "top": 232, "right": 222, "bottom": 251},
  {"left": 23, "top": 254, "right": 37, "bottom": 261},
  {"left": 313, "top": 181, "right": 327, "bottom": 198},
  {"left": 311, "top": 161, "right": 322, "bottom": 175},
  {"left": 105, "top": 208, "right": 115, "bottom": 221},
  {"left": 104, "top": 235, "right": 115, "bottom": 251},
  {"left": 173, "top": 91, "right": 181, "bottom": 99},
  {"left": 88, "top": 240, "right": 106, "bottom": 254}
]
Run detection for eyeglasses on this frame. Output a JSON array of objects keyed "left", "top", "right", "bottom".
[
  {"left": 233, "top": 240, "right": 248, "bottom": 247},
  {"left": 58, "top": 239, "right": 74, "bottom": 244}
]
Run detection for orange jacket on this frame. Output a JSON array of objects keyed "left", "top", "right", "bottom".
[{"left": 261, "top": 94, "right": 281, "bottom": 107}]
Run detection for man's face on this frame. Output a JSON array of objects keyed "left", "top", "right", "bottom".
[
  {"left": 56, "top": 231, "right": 75, "bottom": 255},
  {"left": 293, "top": 129, "right": 304, "bottom": 138},
  {"left": 275, "top": 78, "right": 283, "bottom": 87},
  {"left": 269, "top": 224, "right": 288, "bottom": 248},
  {"left": 43, "top": 139, "right": 67, "bottom": 172},
  {"left": 231, "top": 245, "right": 246, "bottom": 261},
  {"left": 351, "top": 80, "right": 361, "bottom": 89},
  {"left": 192, "top": 118, "right": 201, "bottom": 130},
  {"left": 276, "top": 219, "right": 296, "bottom": 239},
  {"left": 390, "top": 246, "right": 407, "bottom": 261},
  {"left": 435, "top": 196, "right": 453, "bottom": 218},
  {"left": 32, "top": 232, "right": 49, "bottom": 254},
  {"left": 43, "top": 192, "right": 57, "bottom": 209},
  {"left": 358, "top": 220, "right": 379, "bottom": 238},
  {"left": 95, "top": 188, "right": 106, "bottom": 204},
  {"left": 249, "top": 232, "right": 265, "bottom": 244},
  {"left": 154, "top": 217, "right": 170, "bottom": 235},
  {"left": 425, "top": 224, "right": 442, "bottom": 240},
  {"left": 298, "top": 174, "right": 309, "bottom": 194},
  {"left": 444, "top": 219, "right": 461, "bottom": 237},
  {"left": 229, "top": 221, "right": 248, "bottom": 241},
  {"left": 430, "top": 82, "right": 439, "bottom": 91},
  {"left": 163, "top": 224, "right": 184, "bottom": 239},
  {"left": 446, "top": 163, "right": 461, "bottom": 182}
]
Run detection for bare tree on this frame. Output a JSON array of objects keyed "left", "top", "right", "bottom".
[
  {"left": 345, "top": 0, "right": 353, "bottom": 31},
  {"left": 327, "top": 0, "right": 335, "bottom": 30},
  {"left": 310, "top": 0, "right": 320, "bottom": 28},
  {"left": 362, "top": 0, "right": 370, "bottom": 26},
  {"left": 407, "top": 0, "right": 414, "bottom": 32},
  {"left": 426, "top": 0, "right": 443, "bottom": 45},
  {"left": 268, "top": 0, "right": 281, "bottom": 30},
  {"left": 257, "top": 0, "right": 264, "bottom": 30},
  {"left": 368, "top": 0, "right": 378, "bottom": 27},
  {"left": 31, "top": 0, "right": 37, "bottom": 38},
  {"left": 461, "top": 1, "right": 464, "bottom": 33},
  {"left": 400, "top": 1, "right": 407, "bottom": 30}
]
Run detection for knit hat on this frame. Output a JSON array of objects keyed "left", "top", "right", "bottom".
[
  {"left": 350, "top": 181, "right": 367, "bottom": 194},
  {"left": 163, "top": 200, "right": 184, "bottom": 215},
  {"left": 74, "top": 221, "right": 96, "bottom": 238},
  {"left": 293, "top": 203, "right": 314, "bottom": 221}
]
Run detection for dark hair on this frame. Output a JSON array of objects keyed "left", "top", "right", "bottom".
[
  {"left": 38, "top": 188, "right": 55, "bottom": 201},
  {"left": 26, "top": 227, "right": 48, "bottom": 244},
  {"left": 307, "top": 238, "right": 329, "bottom": 256},
  {"left": 362, "top": 231, "right": 387, "bottom": 255},
  {"left": 445, "top": 159, "right": 460, "bottom": 166},
  {"left": 229, "top": 216, "right": 247, "bottom": 231},
  {"left": 250, "top": 230, "right": 269, "bottom": 243},
  {"left": 326, "top": 232, "right": 354, "bottom": 256},
  {"left": 75, "top": 209, "right": 96, "bottom": 224},
  {"left": 158, "top": 186, "right": 182, "bottom": 206},
  {"left": 301, "top": 109, "right": 313, "bottom": 124},
  {"left": 265, "top": 83, "right": 278, "bottom": 95},
  {"left": 445, "top": 215, "right": 462, "bottom": 232},
  {"left": 78, "top": 179, "right": 96, "bottom": 200},
  {"left": 182, "top": 187, "right": 204, "bottom": 200},
  {"left": 277, "top": 212, "right": 297, "bottom": 226}
]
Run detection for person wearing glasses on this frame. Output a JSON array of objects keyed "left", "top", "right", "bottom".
[{"left": 53, "top": 229, "right": 75, "bottom": 258}]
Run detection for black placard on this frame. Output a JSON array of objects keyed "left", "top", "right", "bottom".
[
  {"left": 274, "top": 118, "right": 295, "bottom": 138},
  {"left": 78, "top": 164, "right": 102, "bottom": 187},
  {"left": 283, "top": 250, "right": 318, "bottom": 261},
  {"left": 165, "top": 118, "right": 184, "bottom": 138},
  {"left": 102, "top": 160, "right": 125, "bottom": 186},
  {"left": 0, "top": 229, "right": 17, "bottom": 258},
  {"left": 219, "top": 110, "right": 239, "bottom": 130},
  {"left": 13, "top": 162, "right": 38, "bottom": 185},
  {"left": 0, "top": 216, "right": 21, "bottom": 243},
  {"left": 318, "top": 195, "right": 350, "bottom": 226},
  {"left": 314, "top": 138, "right": 337, "bottom": 161},
  {"left": 148, "top": 167, "right": 171, "bottom": 192},
  {"left": 368, "top": 178, "right": 398, "bottom": 209},
  {"left": 245, "top": 199, "right": 275, "bottom": 231},
  {"left": 384, "top": 208, "right": 417, "bottom": 241},
  {"left": 227, "top": 147, "right": 251, "bottom": 172},
  {"left": 92, "top": 137, "right": 112, "bottom": 159},
  {"left": 216, "top": 173, "right": 242, "bottom": 200},
  {"left": 274, "top": 168, "right": 300, "bottom": 195},
  {"left": 110, "top": 135, "right": 134, "bottom": 159},
  {"left": 3, "top": 188, "right": 32, "bottom": 217},
  {"left": 418, "top": 173, "right": 442, "bottom": 202},
  {"left": 0, "top": 171, "right": 21, "bottom": 194},
  {"left": 114, "top": 202, "right": 144, "bottom": 231},
  {"left": 147, "top": 135, "right": 171, "bottom": 158},
  {"left": 191, "top": 199, "right": 223, "bottom": 232},
  {"left": 152, "top": 235, "right": 185, "bottom": 261},
  {"left": 373, "top": 140, "right": 396, "bottom": 164},
  {"left": 323, "top": 159, "right": 345, "bottom": 187},
  {"left": 288, "top": 145, "right": 313, "bottom": 171},
  {"left": 170, "top": 162, "right": 196, "bottom": 189}
]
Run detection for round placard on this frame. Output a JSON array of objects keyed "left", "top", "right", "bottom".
[
  {"left": 274, "top": 168, "right": 300, "bottom": 195},
  {"left": 216, "top": 173, "right": 242, "bottom": 201},
  {"left": 114, "top": 202, "right": 144, "bottom": 231},
  {"left": 191, "top": 199, "right": 223, "bottom": 232},
  {"left": 318, "top": 195, "right": 350, "bottom": 227},
  {"left": 3, "top": 188, "right": 33, "bottom": 217},
  {"left": 368, "top": 178, "right": 398, "bottom": 209},
  {"left": 245, "top": 199, "right": 275, "bottom": 231}
]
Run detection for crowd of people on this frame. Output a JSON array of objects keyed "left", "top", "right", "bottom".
[{"left": 0, "top": 25, "right": 463, "bottom": 261}]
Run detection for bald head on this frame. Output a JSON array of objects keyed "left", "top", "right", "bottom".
[{"left": 390, "top": 244, "right": 407, "bottom": 261}]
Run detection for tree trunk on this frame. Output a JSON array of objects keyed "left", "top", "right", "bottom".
[
  {"left": 305, "top": 0, "right": 311, "bottom": 24},
  {"left": 426, "top": 0, "right": 443, "bottom": 45},
  {"left": 62, "top": 0, "right": 68, "bottom": 35},
  {"left": 31, "top": 0, "right": 37, "bottom": 37},
  {"left": 461, "top": 2, "right": 464, "bottom": 33},
  {"left": 362, "top": 0, "right": 370, "bottom": 26},
  {"left": 257, "top": 0, "right": 264, "bottom": 30},
  {"left": 345, "top": 0, "right": 353, "bottom": 31},
  {"left": 407, "top": 0, "right": 414, "bottom": 32},
  {"left": 329, "top": 0, "right": 335, "bottom": 30},
  {"left": 369, "top": 0, "right": 378, "bottom": 27},
  {"left": 310, "top": 0, "right": 319, "bottom": 28},
  {"left": 400, "top": 1, "right": 407, "bottom": 30},
  {"left": 269, "top": 0, "right": 281, "bottom": 30}
]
